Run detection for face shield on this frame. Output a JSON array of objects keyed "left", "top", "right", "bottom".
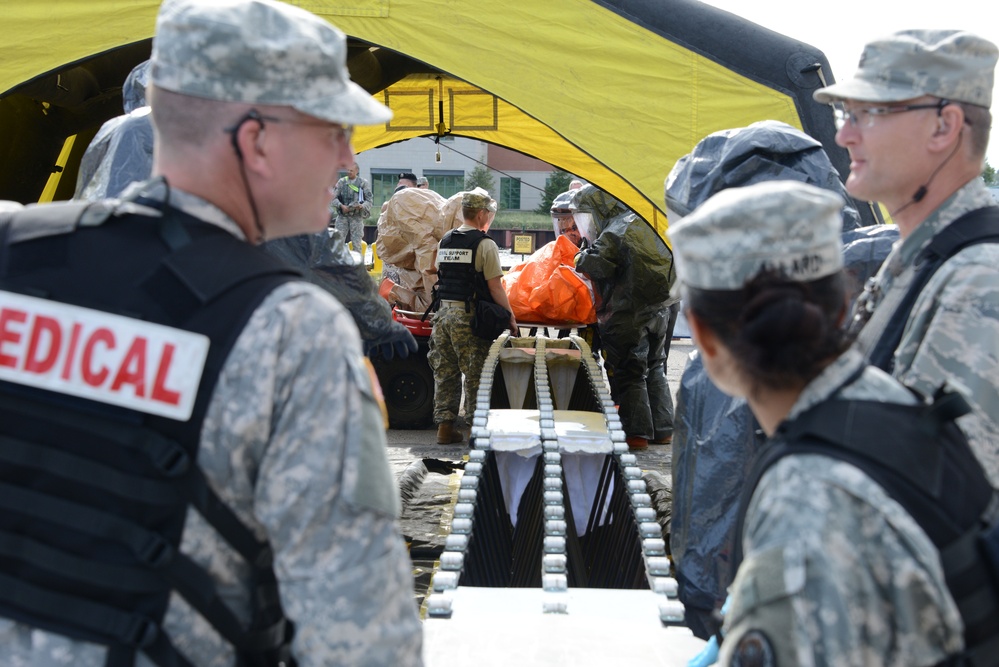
[{"left": 552, "top": 210, "right": 592, "bottom": 247}]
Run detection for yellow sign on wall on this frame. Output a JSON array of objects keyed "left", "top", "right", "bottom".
[{"left": 513, "top": 234, "right": 534, "bottom": 255}]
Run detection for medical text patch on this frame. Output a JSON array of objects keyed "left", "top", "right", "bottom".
[{"left": 0, "top": 290, "right": 210, "bottom": 420}]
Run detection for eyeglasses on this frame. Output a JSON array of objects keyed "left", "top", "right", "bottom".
[
  {"left": 225, "top": 109, "right": 353, "bottom": 143},
  {"left": 831, "top": 99, "right": 950, "bottom": 130}
]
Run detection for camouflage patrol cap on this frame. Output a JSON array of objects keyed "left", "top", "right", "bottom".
[
  {"left": 814, "top": 30, "right": 998, "bottom": 107},
  {"left": 150, "top": 0, "right": 392, "bottom": 126},
  {"left": 666, "top": 181, "right": 844, "bottom": 292},
  {"left": 461, "top": 188, "right": 498, "bottom": 212}
]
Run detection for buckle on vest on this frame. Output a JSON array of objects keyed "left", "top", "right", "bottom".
[
  {"left": 124, "top": 615, "right": 159, "bottom": 649},
  {"left": 137, "top": 534, "right": 174, "bottom": 568},
  {"left": 150, "top": 440, "right": 191, "bottom": 478}
]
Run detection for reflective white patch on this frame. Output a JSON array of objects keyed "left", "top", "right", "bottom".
[
  {"left": 0, "top": 290, "right": 209, "bottom": 420},
  {"left": 437, "top": 248, "right": 473, "bottom": 264}
]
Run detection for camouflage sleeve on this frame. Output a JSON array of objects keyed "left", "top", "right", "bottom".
[
  {"left": 720, "top": 455, "right": 962, "bottom": 667},
  {"left": 333, "top": 178, "right": 348, "bottom": 208},
  {"left": 895, "top": 246, "right": 999, "bottom": 486},
  {"left": 192, "top": 282, "right": 422, "bottom": 667},
  {"left": 360, "top": 179, "right": 373, "bottom": 218}
]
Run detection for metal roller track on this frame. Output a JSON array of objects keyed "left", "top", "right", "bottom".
[{"left": 426, "top": 333, "right": 685, "bottom": 626}]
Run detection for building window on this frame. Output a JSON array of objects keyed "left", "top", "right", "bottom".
[
  {"left": 500, "top": 177, "right": 522, "bottom": 210},
  {"left": 424, "top": 171, "right": 464, "bottom": 199},
  {"left": 370, "top": 170, "right": 406, "bottom": 213}
]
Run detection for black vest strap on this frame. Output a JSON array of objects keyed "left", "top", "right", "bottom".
[{"left": 868, "top": 206, "right": 999, "bottom": 372}]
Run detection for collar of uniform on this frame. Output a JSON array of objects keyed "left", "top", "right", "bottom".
[
  {"left": 784, "top": 348, "right": 867, "bottom": 424},
  {"left": 169, "top": 188, "right": 247, "bottom": 240},
  {"left": 123, "top": 179, "right": 247, "bottom": 241},
  {"left": 898, "top": 177, "right": 995, "bottom": 268}
]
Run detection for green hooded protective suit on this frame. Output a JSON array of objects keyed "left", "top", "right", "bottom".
[{"left": 573, "top": 185, "right": 679, "bottom": 442}]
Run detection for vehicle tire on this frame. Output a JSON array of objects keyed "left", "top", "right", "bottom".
[{"left": 373, "top": 341, "right": 435, "bottom": 429}]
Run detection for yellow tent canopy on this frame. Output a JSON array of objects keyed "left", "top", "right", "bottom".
[{"left": 0, "top": 0, "right": 871, "bottom": 229}]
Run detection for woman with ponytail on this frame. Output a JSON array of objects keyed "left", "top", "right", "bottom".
[{"left": 668, "top": 181, "right": 965, "bottom": 667}]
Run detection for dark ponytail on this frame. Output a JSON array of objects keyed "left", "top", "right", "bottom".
[{"left": 686, "top": 270, "right": 848, "bottom": 393}]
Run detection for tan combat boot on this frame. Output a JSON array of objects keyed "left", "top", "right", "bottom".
[{"left": 436, "top": 421, "right": 464, "bottom": 444}]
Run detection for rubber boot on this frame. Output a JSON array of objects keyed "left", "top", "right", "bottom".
[
  {"left": 626, "top": 436, "right": 648, "bottom": 450},
  {"left": 437, "top": 421, "right": 464, "bottom": 445}
]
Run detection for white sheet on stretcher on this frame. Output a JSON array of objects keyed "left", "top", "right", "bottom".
[{"left": 486, "top": 409, "right": 614, "bottom": 535}]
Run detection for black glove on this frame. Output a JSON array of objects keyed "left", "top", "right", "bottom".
[{"left": 364, "top": 324, "right": 419, "bottom": 360}]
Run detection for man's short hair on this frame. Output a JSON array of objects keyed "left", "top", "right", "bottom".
[
  {"left": 960, "top": 103, "right": 993, "bottom": 158},
  {"left": 416, "top": 177, "right": 429, "bottom": 188}
]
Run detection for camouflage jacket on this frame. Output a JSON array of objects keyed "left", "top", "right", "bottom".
[
  {"left": 719, "top": 349, "right": 964, "bottom": 667},
  {"left": 0, "top": 189, "right": 423, "bottom": 667},
  {"left": 331, "top": 175, "right": 373, "bottom": 222},
  {"left": 852, "top": 178, "right": 999, "bottom": 486}
]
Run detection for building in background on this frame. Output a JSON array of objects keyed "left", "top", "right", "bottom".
[{"left": 356, "top": 136, "right": 556, "bottom": 214}]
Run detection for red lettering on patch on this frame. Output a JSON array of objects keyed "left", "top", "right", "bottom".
[
  {"left": 151, "top": 343, "right": 181, "bottom": 406},
  {"left": 0, "top": 307, "right": 27, "bottom": 368},
  {"left": 0, "top": 292, "right": 209, "bottom": 420},
  {"left": 24, "top": 315, "right": 62, "bottom": 374}
]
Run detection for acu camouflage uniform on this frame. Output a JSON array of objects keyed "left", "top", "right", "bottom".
[
  {"left": 331, "top": 174, "right": 372, "bottom": 251},
  {"left": 852, "top": 179, "right": 999, "bottom": 486},
  {"left": 668, "top": 182, "right": 964, "bottom": 666},
  {"left": 428, "top": 225, "right": 502, "bottom": 424},
  {"left": 0, "top": 188, "right": 424, "bottom": 667},
  {"left": 1, "top": 1, "right": 422, "bottom": 662},
  {"left": 719, "top": 349, "right": 964, "bottom": 667}
]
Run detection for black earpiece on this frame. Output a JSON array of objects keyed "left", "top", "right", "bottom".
[{"left": 226, "top": 110, "right": 265, "bottom": 161}]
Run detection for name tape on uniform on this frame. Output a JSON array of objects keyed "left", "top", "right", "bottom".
[
  {"left": 0, "top": 290, "right": 210, "bottom": 420},
  {"left": 437, "top": 248, "right": 473, "bottom": 264}
]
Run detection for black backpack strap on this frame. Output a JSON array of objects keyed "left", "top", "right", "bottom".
[{"left": 868, "top": 206, "right": 999, "bottom": 372}]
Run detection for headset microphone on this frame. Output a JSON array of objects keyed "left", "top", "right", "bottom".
[{"left": 891, "top": 131, "right": 962, "bottom": 217}]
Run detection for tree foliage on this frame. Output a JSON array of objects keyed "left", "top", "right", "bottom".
[
  {"left": 536, "top": 169, "right": 573, "bottom": 214},
  {"left": 463, "top": 165, "right": 496, "bottom": 194},
  {"left": 983, "top": 159, "right": 997, "bottom": 186}
]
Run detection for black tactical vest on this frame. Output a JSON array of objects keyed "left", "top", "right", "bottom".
[
  {"left": 734, "top": 389, "right": 999, "bottom": 667},
  {"left": 434, "top": 228, "right": 491, "bottom": 305},
  {"left": 0, "top": 196, "right": 301, "bottom": 667}
]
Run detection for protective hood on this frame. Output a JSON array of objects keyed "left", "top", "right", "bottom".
[
  {"left": 570, "top": 184, "right": 630, "bottom": 235},
  {"left": 122, "top": 60, "right": 150, "bottom": 114},
  {"left": 664, "top": 120, "right": 862, "bottom": 231},
  {"left": 574, "top": 186, "right": 678, "bottom": 319},
  {"left": 551, "top": 189, "right": 592, "bottom": 245}
]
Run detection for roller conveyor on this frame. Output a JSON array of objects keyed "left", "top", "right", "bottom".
[{"left": 422, "top": 333, "right": 705, "bottom": 666}]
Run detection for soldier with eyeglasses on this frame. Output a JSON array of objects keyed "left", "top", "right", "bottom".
[
  {"left": 0, "top": 0, "right": 423, "bottom": 665},
  {"left": 815, "top": 30, "right": 999, "bottom": 488}
]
